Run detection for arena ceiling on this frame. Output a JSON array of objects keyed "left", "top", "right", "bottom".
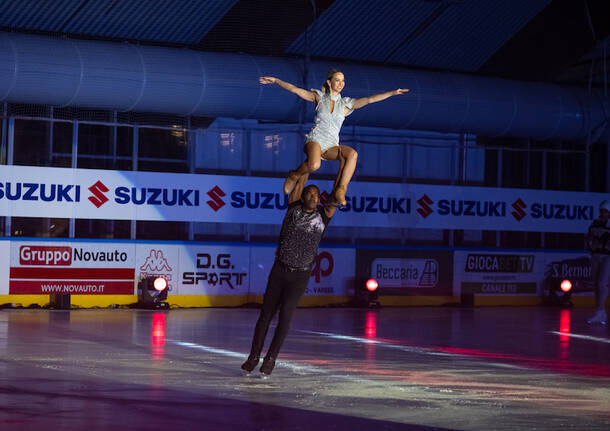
[{"left": 0, "top": 0, "right": 608, "bottom": 87}]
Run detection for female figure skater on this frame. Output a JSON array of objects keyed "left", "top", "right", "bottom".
[{"left": 259, "top": 69, "right": 409, "bottom": 205}]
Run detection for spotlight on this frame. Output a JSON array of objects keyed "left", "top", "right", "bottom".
[
  {"left": 355, "top": 278, "right": 380, "bottom": 308},
  {"left": 138, "top": 276, "right": 169, "bottom": 309},
  {"left": 153, "top": 277, "right": 168, "bottom": 292},
  {"left": 545, "top": 278, "right": 573, "bottom": 308},
  {"left": 366, "top": 278, "right": 378, "bottom": 292}
]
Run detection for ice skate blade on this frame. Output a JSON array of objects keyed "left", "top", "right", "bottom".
[{"left": 587, "top": 320, "right": 607, "bottom": 325}]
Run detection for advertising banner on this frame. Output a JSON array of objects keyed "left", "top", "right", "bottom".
[
  {"left": 0, "top": 236, "right": 596, "bottom": 304},
  {"left": 175, "top": 245, "right": 250, "bottom": 295},
  {"left": 249, "top": 246, "right": 355, "bottom": 297},
  {"left": 541, "top": 252, "right": 592, "bottom": 295},
  {"left": 0, "top": 165, "right": 607, "bottom": 232},
  {"left": 0, "top": 240, "right": 10, "bottom": 295},
  {"left": 453, "top": 251, "right": 543, "bottom": 296},
  {"left": 9, "top": 241, "right": 135, "bottom": 295},
  {"left": 307, "top": 248, "right": 355, "bottom": 297},
  {"left": 135, "top": 244, "right": 180, "bottom": 295},
  {"left": 3, "top": 239, "right": 356, "bottom": 298},
  {"left": 358, "top": 249, "right": 453, "bottom": 295}
]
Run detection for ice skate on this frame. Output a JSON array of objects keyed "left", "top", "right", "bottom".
[
  {"left": 587, "top": 310, "right": 607, "bottom": 324},
  {"left": 241, "top": 355, "right": 260, "bottom": 374},
  {"left": 260, "top": 356, "right": 276, "bottom": 377}
]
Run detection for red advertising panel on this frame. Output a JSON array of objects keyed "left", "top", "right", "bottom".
[{"left": 9, "top": 242, "right": 135, "bottom": 295}]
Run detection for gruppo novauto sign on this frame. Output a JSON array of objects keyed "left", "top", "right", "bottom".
[
  {"left": 0, "top": 165, "right": 606, "bottom": 232},
  {"left": 10, "top": 242, "right": 134, "bottom": 295}
]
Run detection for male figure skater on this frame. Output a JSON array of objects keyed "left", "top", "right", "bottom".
[
  {"left": 241, "top": 174, "right": 338, "bottom": 376},
  {"left": 586, "top": 200, "right": 610, "bottom": 324}
]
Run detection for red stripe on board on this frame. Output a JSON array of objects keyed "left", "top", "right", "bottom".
[
  {"left": 9, "top": 267, "right": 134, "bottom": 279},
  {"left": 9, "top": 280, "right": 134, "bottom": 295}
]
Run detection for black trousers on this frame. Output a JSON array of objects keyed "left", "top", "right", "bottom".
[{"left": 248, "top": 263, "right": 310, "bottom": 359}]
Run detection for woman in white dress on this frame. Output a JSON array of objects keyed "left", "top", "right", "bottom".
[{"left": 259, "top": 69, "right": 408, "bottom": 206}]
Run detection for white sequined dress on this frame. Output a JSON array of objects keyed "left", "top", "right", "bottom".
[{"left": 305, "top": 89, "right": 355, "bottom": 158}]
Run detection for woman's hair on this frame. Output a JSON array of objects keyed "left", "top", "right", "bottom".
[{"left": 322, "top": 68, "right": 343, "bottom": 93}]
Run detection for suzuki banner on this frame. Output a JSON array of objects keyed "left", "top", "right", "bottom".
[{"left": 0, "top": 165, "right": 607, "bottom": 232}]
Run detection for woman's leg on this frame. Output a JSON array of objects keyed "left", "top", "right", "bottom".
[
  {"left": 333, "top": 149, "right": 346, "bottom": 192},
  {"left": 322, "top": 145, "right": 358, "bottom": 205},
  {"left": 283, "top": 141, "right": 322, "bottom": 194}
]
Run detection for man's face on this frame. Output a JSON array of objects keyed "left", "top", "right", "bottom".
[
  {"left": 302, "top": 187, "right": 320, "bottom": 212},
  {"left": 600, "top": 208, "right": 610, "bottom": 221}
]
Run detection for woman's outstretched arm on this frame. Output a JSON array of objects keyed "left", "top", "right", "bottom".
[
  {"left": 351, "top": 88, "right": 409, "bottom": 110},
  {"left": 259, "top": 76, "right": 317, "bottom": 102}
]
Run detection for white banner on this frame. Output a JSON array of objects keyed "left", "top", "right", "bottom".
[
  {"left": 453, "top": 250, "right": 595, "bottom": 297},
  {"left": 0, "top": 240, "right": 10, "bottom": 295},
  {"left": 135, "top": 244, "right": 180, "bottom": 295},
  {"left": 249, "top": 246, "right": 355, "bottom": 297},
  {"left": 175, "top": 245, "right": 250, "bottom": 295},
  {"left": 0, "top": 239, "right": 356, "bottom": 298},
  {"left": 540, "top": 251, "right": 593, "bottom": 294},
  {"left": 453, "top": 251, "right": 542, "bottom": 296},
  {"left": 0, "top": 165, "right": 607, "bottom": 232},
  {"left": 372, "top": 258, "right": 439, "bottom": 288}
]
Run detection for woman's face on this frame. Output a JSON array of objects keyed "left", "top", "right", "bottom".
[{"left": 327, "top": 72, "right": 345, "bottom": 93}]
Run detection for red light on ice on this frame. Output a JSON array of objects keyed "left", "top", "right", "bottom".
[
  {"left": 560, "top": 279, "right": 572, "bottom": 293},
  {"left": 366, "top": 278, "right": 378, "bottom": 292},
  {"left": 154, "top": 277, "right": 168, "bottom": 291}
]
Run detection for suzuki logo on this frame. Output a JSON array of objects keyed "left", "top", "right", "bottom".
[
  {"left": 206, "top": 186, "right": 226, "bottom": 211},
  {"left": 417, "top": 194, "right": 434, "bottom": 218},
  {"left": 511, "top": 198, "right": 527, "bottom": 221},
  {"left": 88, "top": 180, "right": 109, "bottom": 208}
]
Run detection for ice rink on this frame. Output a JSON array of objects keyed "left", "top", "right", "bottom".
[{"left": 1, "top": 307, "right": 609, "bottom": 430}]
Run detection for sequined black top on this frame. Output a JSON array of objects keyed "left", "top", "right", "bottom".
[
  {"left": 276, "top": 201, "right": 331, "bottom": 269},
  {"left": 587, "top": 218, "right": 610, "bottom": 254}
]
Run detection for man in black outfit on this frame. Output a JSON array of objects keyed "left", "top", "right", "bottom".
[
  {"left": 586, "top": 200, "right": 610, "bottom": 324},
  {"left": 241, "top": 174, "right": 338, "bottom": 376}
]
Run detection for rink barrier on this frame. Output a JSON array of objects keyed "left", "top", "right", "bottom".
[{"left": 0, "top": 237, "right": 600, "bottom": 309}]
